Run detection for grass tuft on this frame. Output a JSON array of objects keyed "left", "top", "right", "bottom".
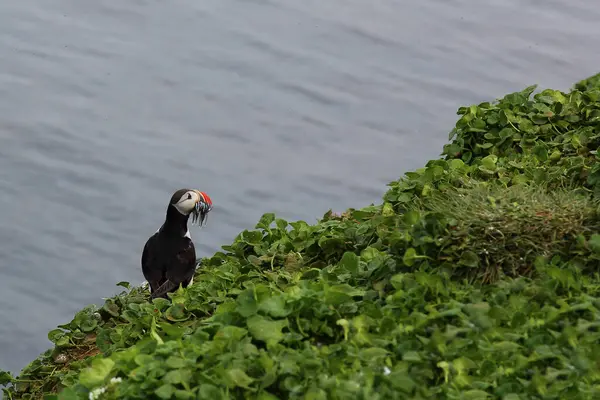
[{"left": 417, "top": 183, "right": 600, "bottom": 282}]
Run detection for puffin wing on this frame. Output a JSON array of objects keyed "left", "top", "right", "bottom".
[
  {"left": 149, "top": 279, "right": 180, "bottom": 300},
  {"left": 141, "top": 233, "right": 166, "bottom": 294},
  {"left": 149, "top": 237, "right": 197, "bottom": 299}
]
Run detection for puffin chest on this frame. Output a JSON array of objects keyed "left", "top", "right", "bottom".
[{"left": 155, "top": 234, "right": 193, "bottom": 260}]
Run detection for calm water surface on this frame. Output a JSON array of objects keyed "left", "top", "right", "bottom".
[{"left": 1, "top": 0, "right": 599, "bottom": 376}]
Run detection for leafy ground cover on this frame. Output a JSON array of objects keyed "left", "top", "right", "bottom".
[{"left": 3, "top": 72, "right": 600, "bottom": 399}]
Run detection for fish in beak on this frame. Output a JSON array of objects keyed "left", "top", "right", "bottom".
[{"left": 191, "top": 190, "right": 213, "bottom": 226}]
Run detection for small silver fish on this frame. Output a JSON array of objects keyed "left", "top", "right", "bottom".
[{"left": 191, "top": 199, "right": 212, "bottom": 227}]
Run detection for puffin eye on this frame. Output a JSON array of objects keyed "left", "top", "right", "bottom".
[{"left": 187, "top": 193, "right": 192, "bottom": 200}]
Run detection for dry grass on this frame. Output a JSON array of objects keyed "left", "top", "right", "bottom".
[
  {"left": 418, "top": 183, "right": 600, "bottom": 282},
  {"left": 14, "top": 335, "right": 100, "bottom": 399}
]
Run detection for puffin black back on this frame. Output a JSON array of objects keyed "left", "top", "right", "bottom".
[{"left": 141, "top": 188, "right": 213, "bottom": 300}]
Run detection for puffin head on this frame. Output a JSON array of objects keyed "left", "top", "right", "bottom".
[{"left": 169, "top": 188, "right": 213, "bottom": 226}]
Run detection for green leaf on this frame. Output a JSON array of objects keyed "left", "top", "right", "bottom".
[
  {"left": 55, "top": 387, "right": 79, "bottom": 400},
  {"left": 247, "top": 315, "right": 287, "bottom": 345},
  {"left": 339, "top": 252, "right": 359, "bottom": 274},
  {"left": 116, "top": 281, "right": 131, "bottom": 289},
  {"left": 588, "top": 234, "right": 600, "bottom": 254},
  {"left": 174, "top": 390, "right": 195, "bottom": 400},
  {"left": 155, "top": 383, "right": 175, "bottom": 399},
  {"left": 48, "top": 329, "right": 69, "bottom": 346},
  {"left": 477, "top": 142, "right": 493, "bottom": 149},
  {"left": 218, "top": 326, "right": 248, "bottom": 342},
  {"left": 239, "top": 230, "right": 264, "bottom": 245},
  {"left": 257, "top": 392, "right": 281, "bottom": 400},
  {"left": 80, "top": 318, "right": 98, "bottom": 333},
  {"left": 382, "top": 202, "right": 395, "bottom": 216},
  {"left": 256, "top": 213, "right": 276, "bottom": 230},
  {"left": 448, "top": 159, "right": 465, "bottom": 170},
  {"left": 258, "top": 296, "right": 290, "bottom": 318},
  {"left": 165, "top": 356, "right": 186, "bottom": 369},
  {"left": 0, "top": 370, "right": 13, "bottom": 385},
  {"left": 79, "top": 358, "right": 115, "bottom": 389},
  {"left": 480, "top": 155, "right": 498, "bottom": 171},
  {"left": 463, "top": 389, "right": 491, "bottom": 400},
  {"left": 403, "top": 248, "right": 418, "bottom": 267},
  {"left": 224, "top": 368, "right": 254, "bottom": 389},
  {"left": 459, "top": 251, "right": 479, "bottom": 268},
  {"left": 502, "top": 395, "right": 521, "bottom": 400},
  {"left": 164, "top": 369, "right": 192, "bottom": 386},
  {"left": 103, "top": 300, "right": 120, "bottom": 317},
  {"left": 549, "top": 150, "right": 561, "bottom": 162},
  {"left": 165, "top": 303, "right": 189, "bottom": 322},
  {"left": 152, "top": 297, "right": 172, "bottom": 311},
  {"left": 359, "top": 347, "right": 388, "bottom": 361},
  {"left": 403, "top": 210, "right": 420, "bottom": 226},
  {"left": 275, "top": 217, "right": 288, "bottom": 229},
  {"left": 198, "top": 384, "right": 222, "bottom": 400},
  {"left": 533, "top": 144, "right": 548, "bottom": 161},
  {"left": 402, "top": 351, "right": 422, "bottom": 362},
  {"left": 236, "top": 288, "right": 259, "bottom": 317},
  {"left": 388, "top": 371, "right": 416, "bottom": 393}
]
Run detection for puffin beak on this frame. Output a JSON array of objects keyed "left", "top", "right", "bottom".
[
  {"left": 193, "top": 190, "right": 212, "bottom": 209},
  {"left": 191, "top": 190, "right": 213, "bottom": 226}
]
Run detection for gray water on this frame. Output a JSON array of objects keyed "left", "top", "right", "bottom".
[{"left": 0, "top": 0, "right": 599, "bottom": 377}]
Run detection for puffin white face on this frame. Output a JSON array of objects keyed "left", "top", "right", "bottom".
[
  {"left": 170, "top": 188, "right": 213, "bottom": 227},
  {"left": 172, "top": 190, "right": 201, "bottom": 216}
]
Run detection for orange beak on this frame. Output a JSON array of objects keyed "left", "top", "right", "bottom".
[
  {"left": 191, "top": 190, "right": 213, "bottom": 227},
  {"left": 193, "top": 190, "right": 212, "bottom": 209}
]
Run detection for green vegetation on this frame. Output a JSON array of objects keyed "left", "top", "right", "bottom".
[{"left": 3, "top": 72, "right": 600, "bottom": 399}]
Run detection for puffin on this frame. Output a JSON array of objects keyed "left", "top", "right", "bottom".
[{"left": 141, "top": 188, "right": 213, "bottom": 299}]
